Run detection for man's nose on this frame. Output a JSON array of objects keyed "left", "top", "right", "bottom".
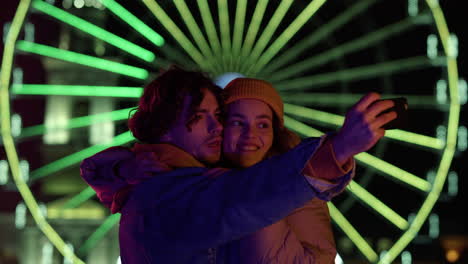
[{"left": 208, "top": 116, "right": 223, "bottom": 135}]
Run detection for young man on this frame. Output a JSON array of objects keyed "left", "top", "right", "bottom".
[{"left": 81, "top": 67, "right": 396, "bottom": 263}]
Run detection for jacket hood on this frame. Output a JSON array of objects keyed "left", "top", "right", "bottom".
[{"left": 80, "top": 146, "right": 134, "bottom": 212}]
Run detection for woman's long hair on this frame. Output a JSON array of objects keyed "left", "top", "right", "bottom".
[{"left": 264, "top": 114, "right": 302, "bottom": 159}]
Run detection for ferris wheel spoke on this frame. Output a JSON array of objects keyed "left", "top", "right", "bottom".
[
  {"left": 11, "top": 84, "right": 142, "bottom": 97},
  {"left": 197, "top": 0, "right": 222, "bottom": 59},
  {"left": 99, "top": 0, "right": 164, "bottom": 47},
  {"left": 247, "top": 0, "right": 331, "bottom": 76},
  {"left": 346, "top": 181, "right": 409, "bottom": 230},
  {"left": 267, "top": 12, "right": 432, "bottom": 82},
  {"left": 276, "top": 56, "right": 445, "bottom": 91},
  {"left": 142, "top": 0, "right": 212, "bottom": 71},
  {"left": 157, "top": 39, "right": 199, "bottom": 69},
  {"left": 98, "top": 0, "right": 191, "bottom": 68},
  {"left": 218, "top": 0, "right": 232, "bottom": 59},
  {"left": 284, "top": 103, "right": 343, "bottom": 126},
  {"left": 284, "top": 115, "right": 323, "bottom": 137},
  {"left": 173, "top": 0, "right": 222, "bottom": 73},
  {"left": 30, "top": 131, "right": 134, "bottom": 182},
  {"left": 232, "top": 0, "right": 247, "bottom": 60},
  {"left": 18, "top": 107, "right": 132, "bottom": 139},
  {"left": 355, "top": 152, "right": 431, "bottom": 192},
  {"left": 328, "top": 203, "right": 379, "bottom": 263},
  {"left": 16, "top": 41, "right": 148, "bottom": 79},
  {"left": 218, "top": 0, "right": 237, "bottom": 72},
  {"left": 77, "top": 214, "right": 121, "bottom": 256},
  {"left": 241, "top": 0, "right": 295, "bottom": 73},
  {"left": 239, "top": 0, "right": 268, "bottom": 67},
  {"left": 32, "top": 0, "right": 155, "bottom": 63},
  {"left": 385, "top": 130, "right": 444, "bottom": 150},
  {"left": 284, "top": 103, "right": 443, "bottom": 150},
  {"left": 260, "top": 0, "right": 377, "bottom": 77},
  {"left": 60, "top": 187, "right": 96, "bottom": 210}
]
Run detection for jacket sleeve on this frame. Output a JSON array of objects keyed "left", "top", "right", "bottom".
[
  {"left": 286, "top": 199, "right": 337, "bottom": 263},
  {"left": 302, "top": 136, "right": 355, "bottom": 201},
  {"left": 80, "top": 146, "right": 134, "bottom": 211},
  {"left": 121, "top": 137, "right": 350, "bottom": 256}
]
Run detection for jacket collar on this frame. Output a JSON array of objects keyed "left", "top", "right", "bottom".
[{"left": 132, "top": 143, "right": 206, "bottom": 168}]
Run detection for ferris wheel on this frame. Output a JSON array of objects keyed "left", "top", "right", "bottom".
[{"left": 1, "top": 0, "right": 463, "bottom": 263}]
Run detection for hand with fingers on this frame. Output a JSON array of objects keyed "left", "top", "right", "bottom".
[{"left": 330, "top": 92, "right": 398, "bottom": 165}]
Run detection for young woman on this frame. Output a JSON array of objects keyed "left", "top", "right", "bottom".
[{"left": 221, "top": 78, "right": 351, "bottom": 263}]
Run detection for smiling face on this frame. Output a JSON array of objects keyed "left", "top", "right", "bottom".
[
  {"left": 223, "top": 99, "right": 274, "bottom": 168},
  {"left": 163, "top": 88, "right": 223, "bottom": 165}
]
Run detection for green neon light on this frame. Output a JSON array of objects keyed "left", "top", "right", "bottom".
[
  {"left": 173, "top": 0, "right": 218, "bottom": 72},
  {"left": 32, "top": 0, "right": 155, "bottom": 62},
  {"left": 268, "top": 12, "right": 430, "bottom": 81},
  {"left": 355, "top": 152, "right": 431, "bottom": 192},
  {"left": 284, "top": 103, "right": 443, "bottom": 150},
  {"left": 158, "top": 44, "right": 197, "bottom": 69},
  {"left": 284, "top": 115, "right": 323, "bottom": 137},
  {"left": 240, "top": 0, "right": 268, "bottom": 59},
  {"left": 347, "top": 181, "right": 409, "bottom": 230},
  {"left": 232, "top": 0, "right": 247, "bottom": 58},
  {"left": 276, "top": 56, "right": 444, "bottom": 90},
  {"left": 62, "top": 187, "right": 96, "bottom": 209},
  {"left": 218, "top": 0, "right": 232, "bottom": 72},
  {"left": 386, "top": 130, "right": 444, "bottom": 150},
  {"left": 260, "top": 0, "right": 377, "bottom": 76},
  {"left": 0, "top": 1, "right": 84, "bottom": 263},
  {"left": 100, "top": 0, "right": 164, "bottom": 47},
  {"left": 77, "top": 214, "right": 121, "bottom": 256},
  {"left": 16, "top": 41, "right": 148, "bottom": 80},
  {"left": 380, "top": 1, "right": 461, "bottom": 262},
  {"left": 284, "top": 103, "right": 344, "bottom": 125},
  {"left": 142, "top": 0, "right": 210, "bottom": 71},
  {"left": 11, "top": 84, "right": 143, "bottom": 97},
  {"left": 197, "top": 0, "right": 222, "bottom": 57},
  {"left": 247, "top": 0, "right": 327, "bottom": 75},
  {"left": 30, "top": 131, "right": 134, "bottom": 181},
  {"left": 244, "top": 0, "right": 294, "bottom": 73},
  {"left": 328, "top": 203, "right": 378, "bottom": 262},
  {"left": 19, "top": 107, "right": 133, "bottom": 139},
  {"left": 281, "top": 93, "right": 438, "bottom": 107},
  {"left": 218, "top": 0, "right": 232, "bottom": 53}
]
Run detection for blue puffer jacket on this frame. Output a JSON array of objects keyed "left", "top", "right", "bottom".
[{"left": 80, "top": 137, "right": 353, "bottom": 263}]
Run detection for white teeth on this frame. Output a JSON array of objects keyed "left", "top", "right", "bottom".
[{"left": 240, "top": 145, "right": 258, "bottom": 151}]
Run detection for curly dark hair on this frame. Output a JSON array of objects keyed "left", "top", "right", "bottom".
[{"left": 128, "top": 65, "right": 223, "bottom": 143}]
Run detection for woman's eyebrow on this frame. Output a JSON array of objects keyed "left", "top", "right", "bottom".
[{"left": 255, "top": 114, "right": 272, "bottom": 120}]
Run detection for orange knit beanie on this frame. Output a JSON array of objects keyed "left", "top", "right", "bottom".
[{"left": 223, "top": 78, "right": 284, "bottom": 127}]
